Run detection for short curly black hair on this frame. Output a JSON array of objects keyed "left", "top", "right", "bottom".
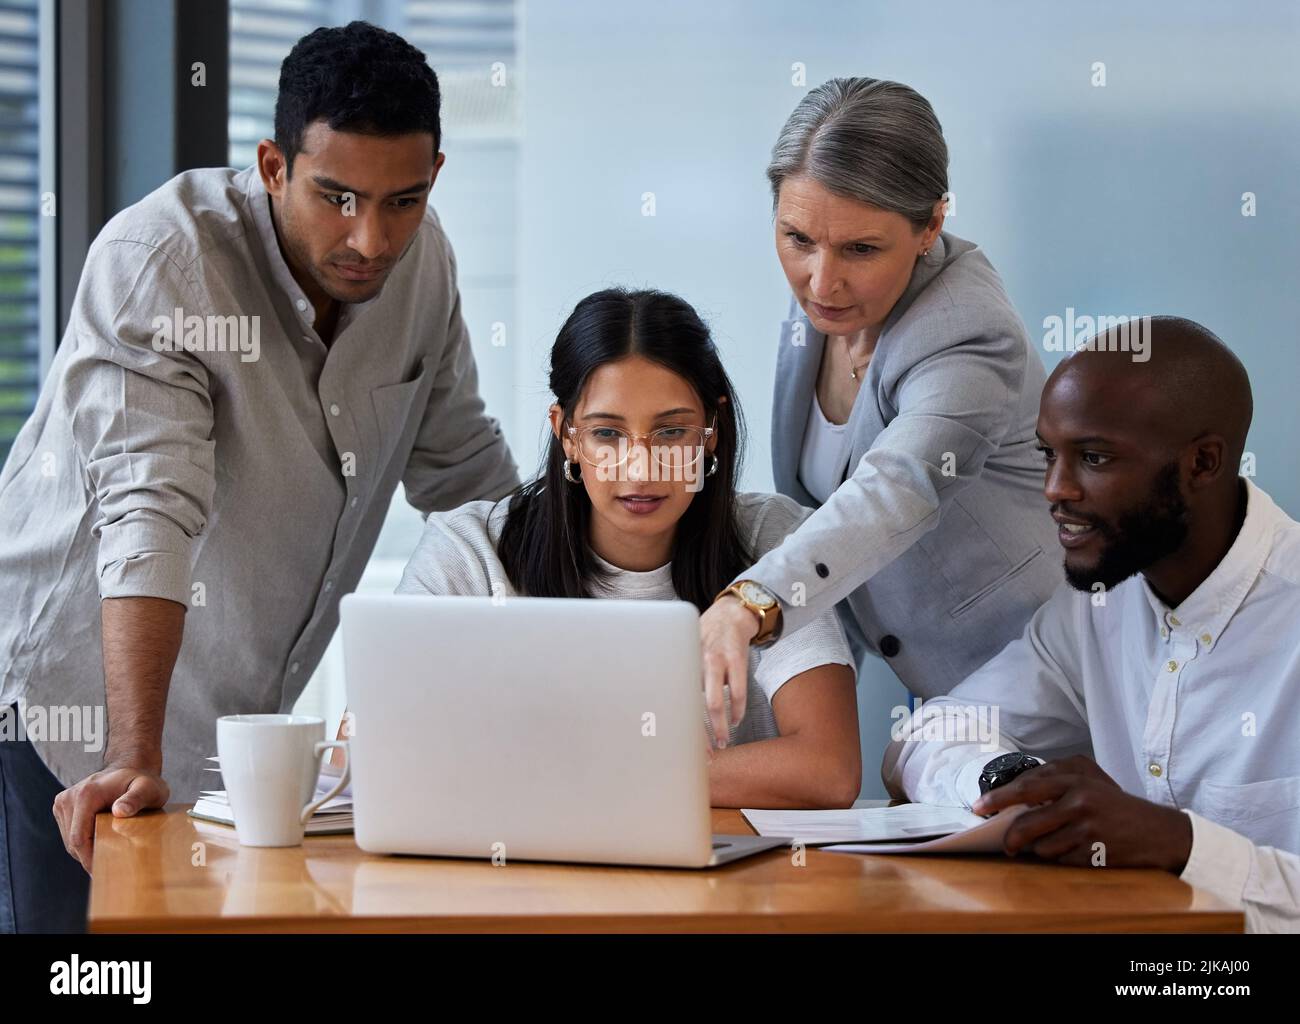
[{"left": 274, "top": 21, "right": 441, "bottom": 176}]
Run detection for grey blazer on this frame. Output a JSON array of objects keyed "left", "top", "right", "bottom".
[{"left": 744, "top": 230, "right": 1062, "bottom": 699}]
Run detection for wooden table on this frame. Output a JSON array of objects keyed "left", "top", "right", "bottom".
[{"left": 88, "top": 804, "right": 1243, "bottom": 933}]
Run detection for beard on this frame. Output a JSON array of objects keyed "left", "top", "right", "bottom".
[
  {"left": 297, "top": 238, "right": 389, "bottom": 305},
  {"left": 1062, "top": 461, "right": 1190, "bottom": 592}
]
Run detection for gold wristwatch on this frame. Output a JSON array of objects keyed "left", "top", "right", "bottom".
[{"left": 716, "top": 580, "right": 783, "bottom": 647}]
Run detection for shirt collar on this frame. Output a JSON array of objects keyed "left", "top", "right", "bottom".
[
  {"left": 1141, "top": 477, "right": 1275, "bottom": 649},
  {"left": 245, "top": 168, "right": 319, "bottom": 331},
  {"left": 590, "top": 551, "right": 675, "bottom": 596}
]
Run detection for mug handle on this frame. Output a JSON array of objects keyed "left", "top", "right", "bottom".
[{"left": 301, "top": 740, "right": 350, "bottom": 825}]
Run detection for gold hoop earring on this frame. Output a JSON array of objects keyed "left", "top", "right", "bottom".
[{"left": 705, "top": 454, "right": 719, "bottom": 478}]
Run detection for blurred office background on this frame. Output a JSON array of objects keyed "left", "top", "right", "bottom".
[{"left": 4, "top": 0, "right": 1297, "bottom": 797}]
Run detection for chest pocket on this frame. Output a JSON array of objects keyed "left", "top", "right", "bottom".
[
  {"left": 368, "top": 355, "right": 434, "bottom": 483},
  {"left": 916, "top": 497, "right": 1014, "bottom": 615}
]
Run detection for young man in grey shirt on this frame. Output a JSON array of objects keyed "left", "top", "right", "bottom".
[{"left": 0, "top": 22, "right": 518, "bottom": 932}]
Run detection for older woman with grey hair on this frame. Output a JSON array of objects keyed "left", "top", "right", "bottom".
[{"left": 700, "top": 77, "right": 1062, "bottom": 747}]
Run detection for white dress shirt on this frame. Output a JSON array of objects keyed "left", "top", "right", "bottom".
[{"left": 883, "top": 477, "right": 1300, "bottom": 932}]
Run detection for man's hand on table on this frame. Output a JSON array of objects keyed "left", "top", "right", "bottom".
[
  {"left": 972, "top": 754, "right": 1194, "bottom": 872},
  {"left": 53, "top": 760, "right": 170, "bottom": 874}
]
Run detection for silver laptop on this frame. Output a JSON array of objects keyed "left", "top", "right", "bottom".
[{"left": 339, "top": 593, "right": 790, "bottom": 868}]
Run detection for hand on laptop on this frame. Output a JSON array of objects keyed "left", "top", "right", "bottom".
[{"left": 972, "top": 755, "right": 1193, "bottom": 871}]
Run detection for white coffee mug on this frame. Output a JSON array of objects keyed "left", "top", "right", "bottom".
[{"left": 216, "top": 714, "right": 350, "bottom": 847}]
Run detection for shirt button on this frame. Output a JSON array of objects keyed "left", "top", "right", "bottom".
[
  {"left": 1200, "top": 632, "right": 1212, "bottom": 644},
  {"left": 350, "top": 496, "right": 359, "bottom": 508},
  {"left": 879, "top": 635, "right": 901, "bottom": 658},
  {"left": 324, "top": 580, "right": 334, "bottom": 592},
  {"left": 814, "top": 562, "right": 829, "bottom": 578},
  {"left": 1169, "top": 615, "right": 1181, "bottom": 627},
  {"left": 1159, "top": 626, "right": 1168, "bottom": 639},
  {"left": 290, "top": 661, "right": 300, "bottom": 674},
  {"left": 329, "top": 403, "right": 341, "bottom": 416},
  {"left": 295, "top": 299, "right": 308, "bottom": 312},
  {"left": 1166, "top": 660, "right": 1178, "bottom": 672},
  {"left": 1148, "top": 763, "right": 1163, "bottom": 777}
]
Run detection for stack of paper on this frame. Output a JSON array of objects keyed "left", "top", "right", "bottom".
[
  {"left": 740, "top": 802, "right": 1028, "bottom": 855},
  {"left": 187, "top": 756, "right": 354, "bottom": 835}
]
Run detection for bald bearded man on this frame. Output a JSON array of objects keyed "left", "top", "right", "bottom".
[{"left": 884, "top": 315, "right": 1300, "bottom": 932}]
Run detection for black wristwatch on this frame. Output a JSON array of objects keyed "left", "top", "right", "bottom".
[{"left": 978, "top": 753, "right": 1043, "bottom": 795}]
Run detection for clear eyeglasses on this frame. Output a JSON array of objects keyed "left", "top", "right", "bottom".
[{"left": 567, "top": 417, "right": 716, "bottom": 472}]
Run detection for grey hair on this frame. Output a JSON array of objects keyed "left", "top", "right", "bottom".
[{"left": 766, "top": 77, "right": 949, "bottom": 229}]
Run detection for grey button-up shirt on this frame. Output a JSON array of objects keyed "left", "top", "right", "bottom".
[{"left": 0, "top": 165, "right": 519, "bottom": 800}]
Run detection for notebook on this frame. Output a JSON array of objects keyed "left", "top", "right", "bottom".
[{"left": 741, "top": 801, "right": 1028, "bottom": 855}]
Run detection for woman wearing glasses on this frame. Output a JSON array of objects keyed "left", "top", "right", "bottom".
[
  {"left": 697, "top": 77, "right": 1063, "bottom": 746},
  {"left": 393, "top": 287, "right": 861, "bottom": 809}
]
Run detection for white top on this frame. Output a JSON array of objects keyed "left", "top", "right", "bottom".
[
  {"left": 796, "top": 394, "right": 850, "bottom": 505},
  {"left": 884, "top": 478, "right": 1300, "bottom": 933},
  {"left": 396, "top": 491, "right": 855, "bottom": 747}
]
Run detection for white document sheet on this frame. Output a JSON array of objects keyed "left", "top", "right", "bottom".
[{"left": 741, "top": 803, "right": 1029, "bottom": 855}]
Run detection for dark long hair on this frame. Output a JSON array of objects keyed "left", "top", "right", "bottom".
[{"left": 495, "top": 288, "right": 752, "bottom": 611}]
